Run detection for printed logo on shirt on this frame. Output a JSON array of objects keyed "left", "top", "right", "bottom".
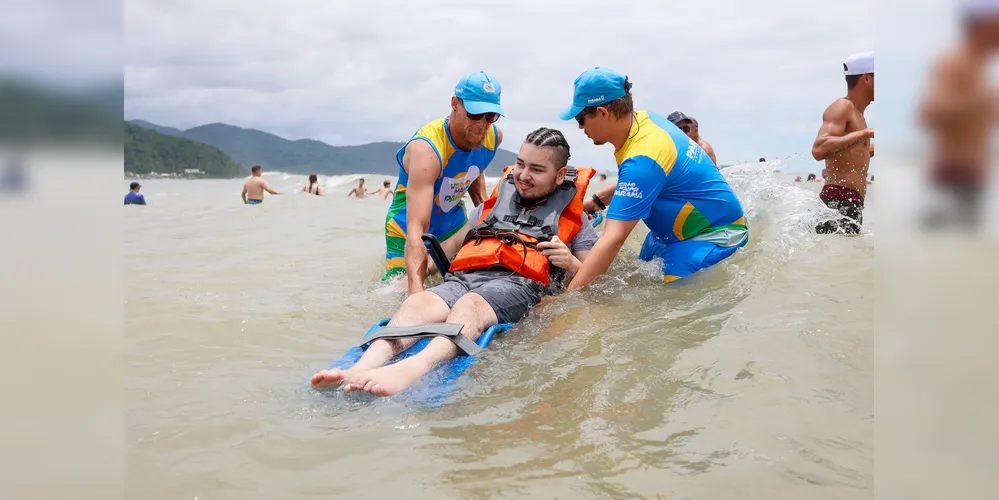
[
  {"left": 685, "top": 140, "right": 702, "bottom": 162},
  {"left": 436, "top": 165, "right": 481, "bottom": 212},
  {"left": 615, "top": 181, "right": 643, "bottom": 199}
]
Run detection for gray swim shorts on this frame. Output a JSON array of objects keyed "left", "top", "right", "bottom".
[{"left": 427, "top": 270, "right": 547, "bottom": 324}]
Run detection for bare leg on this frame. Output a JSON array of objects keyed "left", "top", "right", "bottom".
[
  {"left": 310, "top": 291, "right": 451, "bottom": 389},
  {"left": 347, "top": 292, "right": 498, "bottom": 397}
]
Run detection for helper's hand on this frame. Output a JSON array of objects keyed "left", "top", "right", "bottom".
[
  {"left": 582, "top": 197, "right": 599, "bottom": 215},
  {"left": 537, "top": 236, "right": 578, "bottom": 272}
]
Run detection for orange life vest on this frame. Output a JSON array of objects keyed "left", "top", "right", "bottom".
[{"left": 449, "top": 165, "right": 595, "bottom": 286}]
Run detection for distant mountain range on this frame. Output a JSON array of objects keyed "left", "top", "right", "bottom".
[
  {"left": 130, "top": 119, "right": 181, "bottom": 136},
  {"left": 127, "top": 119, "right": 520, "bottom": 176},
  {"left": 124, "top": 121, "right": 247, "bottom": 178}
]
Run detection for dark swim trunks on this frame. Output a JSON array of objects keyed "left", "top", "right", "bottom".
[
  {"left": 815, "top": 184, "right": 864, "bottom": 235},
  {"left": 428, "top": 270, "right": 546, "bottom": 324},
  {"left": 246, "top": 199, "right": 263, "bottom": 205}
]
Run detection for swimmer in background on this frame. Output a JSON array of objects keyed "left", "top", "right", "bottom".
[
  {"left": 124, "top": 182, "right": 146, "bottom": 205},
  {"left": 347, "top": 178, "right": 368, "bottom": 198},
  {"left": 667, "top": 111, "right": 719, "bottom": 167},
  {"left": 917, "top": 3, "right": 999, "bottom": 231},
  {"left": 811, "top": 51, "right": 875, "bottom": 235},
  {"left": 1, "top": 155, "right": 27, "bottom": 194},
  {"left": 375, "top": 180, "right": 393, "bottom": 200},
  {"left": 242, "top": 165, "right": 283, "bottom": 205},
  {"left": 302, "top": 173, "right": 324, "bottom": 196}
]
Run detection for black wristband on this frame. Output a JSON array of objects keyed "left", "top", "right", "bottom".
[{"left": 592, "top": 194, "right": 606, "bottom": 210}]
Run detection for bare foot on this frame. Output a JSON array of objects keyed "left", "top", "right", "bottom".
[
  {"left": 311, "top": 339, "right": 403, "bottom": 390},
  {"left": 344, "top": 360, "right": 430, "bottom": 397},
  {"left": 310, "top": 368, "right": 353, "bottom": 389}
]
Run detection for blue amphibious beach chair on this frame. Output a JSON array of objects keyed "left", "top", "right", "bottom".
[{"left": 322, "top": 210, "right": 605, "bottom": 404}]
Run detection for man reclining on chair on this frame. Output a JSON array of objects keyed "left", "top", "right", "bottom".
[{"left": 311, "top": 128, "right": 598, "bottom": 396}]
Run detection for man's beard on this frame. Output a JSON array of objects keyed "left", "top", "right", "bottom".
[
  {"left": 464, "top": 129, "right": 488, "bottom": 148},
  {"left": 516, "top": 189, "right": 551, "bottom": 205}
]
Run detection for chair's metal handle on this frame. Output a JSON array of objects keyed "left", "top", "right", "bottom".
[{"left": 422, "top": 233, "right": 451, "bottom": 278}]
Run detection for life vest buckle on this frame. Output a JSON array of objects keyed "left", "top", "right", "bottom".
[
  {"left": 562, "top": 166, "right": 577, "bottom": 184},
  {"left": 502, "top": 213, "right": 542, "bottom": 227},
  {"left": 517, "top": 213, "right": 541, "bottom": 227}
]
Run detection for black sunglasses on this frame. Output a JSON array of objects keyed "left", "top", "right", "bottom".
[
  {"left": 466, "top": 110, "right": 500, "bottom": 123},
  {"left": 574, "top": 106, "right": 598, "bottom": 126},
  {"left": 679, "top": 124, "right": 691, "bottom": 133}
]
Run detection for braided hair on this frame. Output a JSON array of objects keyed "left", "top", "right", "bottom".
[{"left": 524, "top": 127, "right": 571, "bottom": 169}]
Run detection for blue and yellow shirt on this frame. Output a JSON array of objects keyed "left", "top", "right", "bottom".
[
  {"left": 385, "top": 117, "right": 499, "bottom": 241},
  {"left": 606, "top": 111, "right": 747, "bottom": 246}
]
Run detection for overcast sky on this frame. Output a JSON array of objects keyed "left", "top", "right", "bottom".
[
  {"left": 3, "top": 1, "right": 120, "bottom": 87},
  {"left": 123, "top": 0, "right": 894, "bottom": 171}
]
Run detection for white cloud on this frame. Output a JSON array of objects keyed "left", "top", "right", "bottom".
[
  {"left": 2, "top": 0, "right": 120, "bottom": 86},
  {"left": 125, "top": 0, "right": 875, "bottom": 169}
]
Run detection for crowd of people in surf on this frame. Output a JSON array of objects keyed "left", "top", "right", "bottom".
[{"left": 237, "top": 169, "right": 399, "bottom": 204}]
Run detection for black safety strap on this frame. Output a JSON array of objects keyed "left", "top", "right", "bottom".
[{"left": 358, "top": 323, "right": 483, "bottom": 356}]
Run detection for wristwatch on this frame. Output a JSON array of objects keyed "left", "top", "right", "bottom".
[{"left": 591, "top": 194, "right": 606, "bottom": 210}]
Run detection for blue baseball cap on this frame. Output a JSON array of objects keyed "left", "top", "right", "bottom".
[
  {"left": 558, "top": 67, "right": 631, "bottom": 120},
  {"left": 454, "top": 71, "right": 504, "bottom": 116}
]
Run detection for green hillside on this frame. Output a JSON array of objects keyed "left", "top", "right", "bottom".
[
  {"left": 124, "top": 122, "right": 247, "bottom": 178},
  {"left": 0, "top": 79, "right": 120, "bottom": 146},
  {"left": 128, "top": 120, "right": 519, "bottom": 176}
]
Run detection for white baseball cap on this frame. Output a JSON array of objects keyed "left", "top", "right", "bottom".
[{"left": 843, "top": 51, "right": 874, "bottom": 76}]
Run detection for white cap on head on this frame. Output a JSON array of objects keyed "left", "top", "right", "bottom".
[{"left": 843, "top": 51, "right": 874, "bottom": 75}]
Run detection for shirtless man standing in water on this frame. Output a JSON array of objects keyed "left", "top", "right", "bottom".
[
  {"left": 811, "top": 51, "right": 875, "bottom": 234},
  {"left": 242, "top": 165, "right": 283, "bottom": 204},
  {"left": 376, "top": 180, "right": 393, "bottom": 200},
  {"left": 348, "top": 178, "right": 368, "bottom": 198},
  {"left": 668, "top": 111, "right": 719, "bottom": 167},
  {"left": 918, "top": 5, "right": 999, "bottom": 230}
]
